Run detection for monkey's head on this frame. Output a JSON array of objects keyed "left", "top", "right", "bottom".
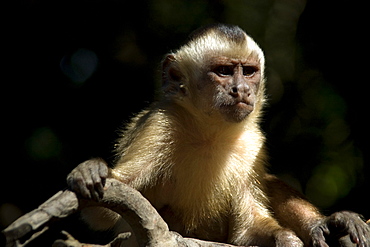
[{"left": 162, "top": 24, "right": 266, "bottom": 123}]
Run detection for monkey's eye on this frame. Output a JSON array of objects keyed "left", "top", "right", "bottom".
[
  {"left": 243, "top": 66, "right": 257, "bottom": 77},
  {"left": 215, "top": 66, "right": 233, "bottom": 76}
]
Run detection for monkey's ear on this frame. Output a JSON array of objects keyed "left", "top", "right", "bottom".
[{"left": 162, "top": 54, "right": 185, "bottom": 95}]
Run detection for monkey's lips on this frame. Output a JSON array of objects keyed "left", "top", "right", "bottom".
[
  {"left": 221, "top": 99, "right": 254, "bottom": 114},
  {"left": 234, "top": 101, "right": 254, "bottom": 112}
]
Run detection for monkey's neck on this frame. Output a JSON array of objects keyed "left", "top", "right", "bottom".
[
  {"left": 166, "top": 102, "right": 256, "bottom": 140},
  {"left": 162, "top": 101, "right": 265, "bottom": 181}
]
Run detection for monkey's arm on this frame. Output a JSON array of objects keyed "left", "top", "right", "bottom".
[
  {"left": 264, "top": 174, "right": 370, "bottom": 247},
  {"left": 264, "top": 174, "right": 322, "bottom": 244}
]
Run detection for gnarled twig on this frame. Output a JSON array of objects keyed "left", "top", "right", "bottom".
[{"left": 2, "top": 178, "right": 239, "bottom": 247}]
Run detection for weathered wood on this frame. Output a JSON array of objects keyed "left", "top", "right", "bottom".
[
  {"left": 2, "top": 178, "right": 240, "bottom": 247},
  {"left": 2, "top": 190, "right": 79, "bottom": 247},
  {"left": 5, "top": 178, "right": 367, "bottom": 246},
  {"left": 80, "top": 178, "right": 178, "bottom": 247},
  {"left": 52, "top": 231, "right": 132, "bottom": 247}
]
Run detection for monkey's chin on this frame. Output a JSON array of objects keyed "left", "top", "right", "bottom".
[{"left": 221, "top": 103, "right": 254, "bottom": 123}]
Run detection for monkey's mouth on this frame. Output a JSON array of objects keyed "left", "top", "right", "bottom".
[
  {"left": 219, "top": 100, "right": 254, "bottom": 122},
  {"left": 234, "top": 101, "right": 254, "bottom": 112},
  {"left": 220, "top": 99, "right": 254, "bottom": 114}
]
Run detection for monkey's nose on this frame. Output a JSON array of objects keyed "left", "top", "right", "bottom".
[
  {"left": 230, "top": 86, "right": 239, "bottom": 97},
  {"left": 230, "top": 84, "right": 250, "bottom": 98}
]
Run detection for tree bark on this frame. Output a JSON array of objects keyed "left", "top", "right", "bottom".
[{"left": 2, "top": 178, "right": 240, "bottom": 247}]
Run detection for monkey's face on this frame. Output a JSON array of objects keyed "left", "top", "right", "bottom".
[
  {"left": 200, "top": 56, "right": 261, "bottom": 123},
  {"left": 162, "top": 25, "right": 265, "bottom": 124}
]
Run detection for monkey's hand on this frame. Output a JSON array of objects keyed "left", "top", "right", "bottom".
[
  {"left": 67, "top": 158, "right": 109, "bottom": 201},
  {"left": 310, "top": 211, "right": 370, "bottom": 247}
]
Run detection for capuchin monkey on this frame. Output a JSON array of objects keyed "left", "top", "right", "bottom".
[{"left": 67, "top": 24, "right": 369, "bottom": 247}]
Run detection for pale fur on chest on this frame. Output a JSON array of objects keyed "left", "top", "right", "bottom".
[
  {"left": 113, "top": 105, "right": 267, "bottom": 232},
  {"left": 166, "top": 127, "right": 265, "bottom": 231}
]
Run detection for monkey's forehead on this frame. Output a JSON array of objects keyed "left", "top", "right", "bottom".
[
  {"left": 177, "top": 33, "right": 264, "bottom": 65},
  {"left": 203, "top": 55, "right": 261, "bottom": 67}
]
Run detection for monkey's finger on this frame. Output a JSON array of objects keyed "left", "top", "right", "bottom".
[
  {"left": 312, "top": 238, "right": 329, "bottom": 247},
  {"left": 91, "top": 170, "right": 105, "bottom": 200},
  {"left": 68, "top": 170, "right": 92, "bottom": 199},
  {"left": 98, "top": 164, "right": 108, "bottom": 194},
  {"left": 361, "top": 222, "right": 370, "bottom": 247},
  {"left": 89, "top": 188, "right": 101, "bottom": 202},
  {"left": 98, "top": 162, "right": 109, "bottom": 179},
  {"left": 78, "top": 165, "right": 101, "bottom": 200},
  {"left": 352, "top": 223, "right": 370, "bottom": 247},
  {"left": 87, "top": 164, "right": 106, "bottom": 201},
  {"left": 311, "top": 224, "right": 330, "bottom": 247},
  {"left": 311, "top": 233, "right": 329, "bottom": 247},
  {"left": 346, "top": 217, "right": 369, "bottom": 247},
  {"left": 347, "top": 224, "right": 359, "bottom": 245}
]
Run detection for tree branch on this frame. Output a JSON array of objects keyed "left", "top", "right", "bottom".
[{"left": 2, "top": 178, "right": 239, "bottom": 247}]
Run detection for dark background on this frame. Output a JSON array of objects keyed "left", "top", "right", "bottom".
[{"left": 2, "top": 0, "right": 368, "bottom": 239}]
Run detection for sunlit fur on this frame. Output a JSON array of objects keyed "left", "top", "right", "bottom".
[{"left": 89, "top": 24, "right": 292, "bottom": 246}]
